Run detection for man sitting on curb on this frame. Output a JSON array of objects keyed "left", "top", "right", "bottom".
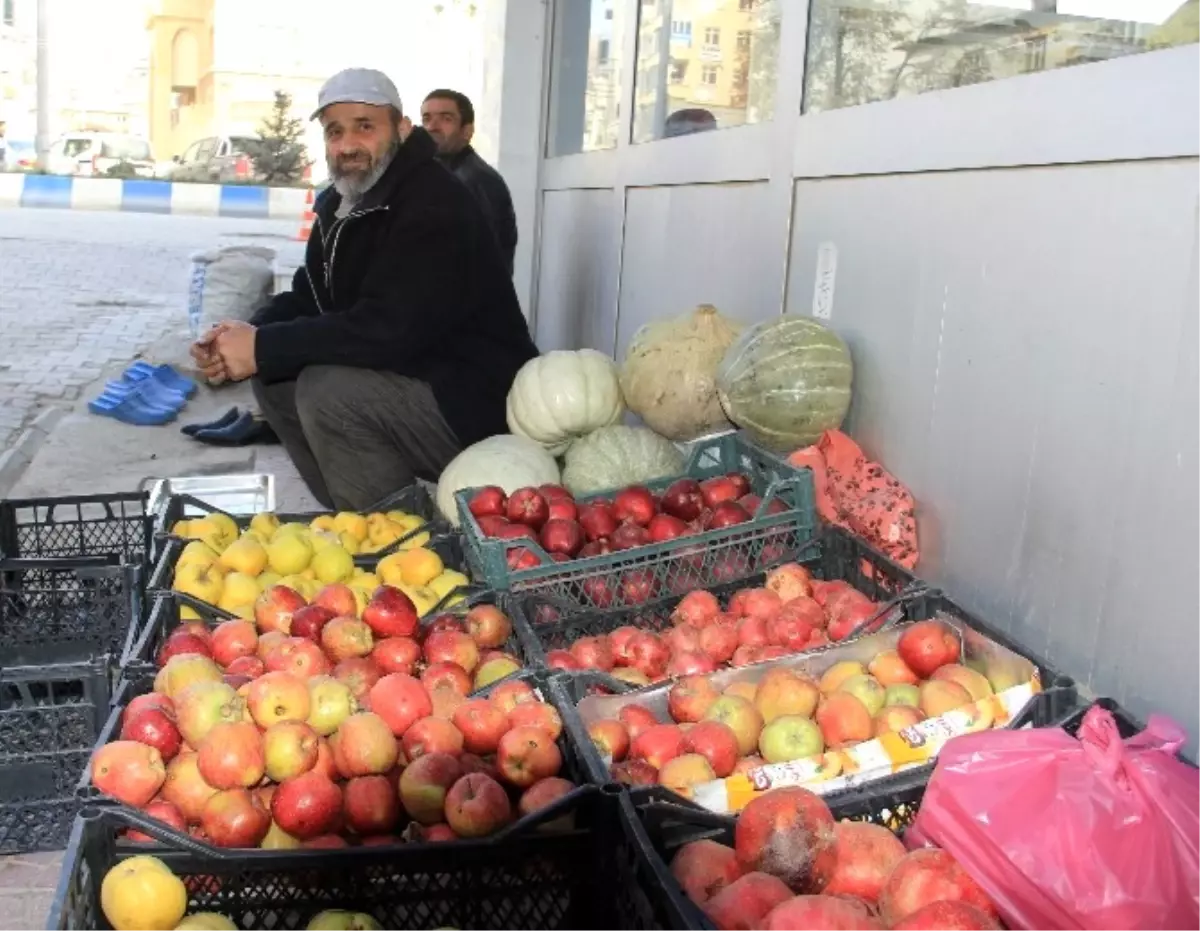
[{"left": 191, "top": 68, "right": 538, "bottom": 510}]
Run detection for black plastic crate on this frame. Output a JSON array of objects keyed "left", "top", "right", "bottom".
[
  {"left": 511, "top": 526, "right": 925, "bottom": 668},
  {"left": 0, "top": 557, "right": 143, "bottom": 667},
  {"left": 0, "top": 492, "right": 152, "bottom": 570},
  {"left": 50, "top": 781, "right": 658, "bottom": 931},
  {"left": 153, "top": 484, "right": 443, "bottom": 563},
  {"left": 0, "top": 660, "right": 110, "bottom": 855}
]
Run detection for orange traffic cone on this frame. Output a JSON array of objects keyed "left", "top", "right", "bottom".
[{"left": 295, "top": 189, "right": 315, "bottom": 241}]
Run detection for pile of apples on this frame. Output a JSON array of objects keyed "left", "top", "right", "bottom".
[
  {"left": 91, "top": 589, "right": 575, "bottom": 848},
  {"left": 540, "top": 562, "right": 884, "bottom": 687},
  {"left": 169, "top": 509, "right": 465, "bottom": 621},
  {"left": 589, "top": 620, "right": 982, "bottom": 796},
  {"left": 671, "top": 785, "right": 1001, "bottom": 929},
  {"left": 467, "top": 473, "right": 792, "bottom": 585}
]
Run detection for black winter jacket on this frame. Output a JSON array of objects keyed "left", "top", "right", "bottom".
[
  {"left": 252, "top": 128, "right": 538, "bottom": 449},
  {"left": 438, "top": 145, "right": 517, "bottom": 276}
]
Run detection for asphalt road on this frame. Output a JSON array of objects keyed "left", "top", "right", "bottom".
[{"left": 0, "top": 207, "right": 306, "bottom": 452}]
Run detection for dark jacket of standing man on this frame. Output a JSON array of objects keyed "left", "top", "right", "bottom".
[
  {"left": 421, "top": 89, "right": 518, "bottom": 276},
  {"left": 191, "top": 69, "right": 538, "bottom": 511}
]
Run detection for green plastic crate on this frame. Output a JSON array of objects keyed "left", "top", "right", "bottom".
[{"left": 454, "top": 433, "right": 818, "bottom": 610}]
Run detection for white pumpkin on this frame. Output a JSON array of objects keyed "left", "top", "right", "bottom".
[
  {"left": 561, "top": 425, "right": 686, "bottom": 496},
  {"left": 435, "top": 434, "right": 561, "bottom": 526},
  {"left": 506, "top": 349, "right": 625, "bottom": 456}
]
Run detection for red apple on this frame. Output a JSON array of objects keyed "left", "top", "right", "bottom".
[
  {"left": 157, "top": 631, "right": 212, "bottom": 667},
  {"left": 612, "top": 486, "right": 657, "bottom": 526},
  {"left": 506, "top": 488, "right": 550, "bottom": 530},
  {"left": 468, "top": 486, "right": 507, "bottom": 520},
  {"left": 445, "top": 772, "right": 512, "bottom": 838},
  {"left": 570, "top": 636, "right": 615, "bottom": 672},
  {"left": 372, "top": 636, "right": 422, "bottom": 675},
  {"left": 699, "top": 476, "right": 741, "bottom": 509},
  {"left": 399, "top": 752, "right": 463, "bottom": 825},
  {"left": 321, "top": 617, "right": 374, "bottom": 664},
  {"left": 545, "top": 649, "right": 583, "bottom": 671},
  {"left": 313, "top": 583, "right": 357, "bottom": 619},
  {"left": 627, "top": 632, "right": 670, "bottom": 680},
  {"left": 421, "top": 661, "right": 472, "bottom": 696},
  {"left": 424, "top": 629, "right": 480, "bottom": 674},
  {"left": 328, "top": 711, "right": 399, "bottom": 777},
  {"left": 125, "top": 799, "right": 187, "bottom": 843},
  {"left": 333, "top": 656, "right": 382, "bottom": 707},
  {"left": 208, "top": 620, "right": 258, "bottom": 667},
  {"left": 670, "top": 838, "right": 744, "bottom": 906},
  {"left": 507, "top": 701, "right": 563, "bottom": 740},
  {"left": 618, "top": 704, "right": 660, "bottom": 741},
  {"left": 267, "top": 636, "right": 332, "bottom": 679},
  {"left": 660, "top": 478, "right": 705, "bottom": 522},
  {"left": 197, "top": 721, "right": 265, "bottom": 790},
  {"left": 289, "top": 604, "right": 336, "bottom": 643},
  {"left": 735, "top": 787, "right": 837, "bottom": 892},
  {"left": 465, "top": 604, "right": 513, "bottom": 649},
  {"left": 341, "top": 774, "right": 399, "bottom": 836},
  {"left": 262, "top": 720, "right": 320, "bottom": 783},
  {"left": 658, "top": 753, "right": 717, "bottom": 800},
  {"left": 201, "top": 787, "right": 270, "bottom": 848},
  {"left": 497, "top": 725, "right": 562, "bottom": 788},
  {"left": 369, "top": 673, "right": 433, "bottom": 738},
  {"left": 588, "top": 719, "right": 630, "bottom": 761},
  {"left": 123, "top": 693, "right": 174, "bottom": 726},
  {"left": 683, "top": 720, "right": 740, "bottom": 777},
  {"left": 668, "top": 675, "right": 721, "bottom": 723},
  {"left": 577, "top": 502, "right": 619, "bottom": 542},
  {"left": 453, "top": 699, "right": 510, "bottom": 755},
  {"left": 540, "top": 518, "right": 584, "bottom": 557},
  {"left": 362, "top": 586, "right": 419, "bottom": 639},
  {"left": 121, "top": 708, "right": 183, "bottom": 762},
  {"left": 666, "top": 650, "right": 717, "bottom": 679},
  {"left": 610, "top": 758, "right": 659, "bottom": 786},
  {"left": 897, "top": 621, "right": 962, "bottom": 678},
  {"left": 254, "top": 585, "right": 307, "bottom": 635},
  {"left": 402, "top": 716, "right": 465, "bottom": 760},
  {"left": 91, "top": 741, "right": 166, "bottom": 807},
  {"left": 270, "top": 771, "right": 342, "bottom": 840},
  {"left": 630, "top": 723, "right": 687, "bottom": 769},
  {"left": 518, "top": 777, "right": 576, "bottom": 821}
]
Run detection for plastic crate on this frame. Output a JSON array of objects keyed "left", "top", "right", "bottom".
[
  {"left": 0, "top": 557, "right": 143, "bottom": 666},
  {"left": 153, "top": 484, "right": 443, "bottom": 563},
  {"left": 455, "top": 433, "right": 819, "bottom": 609},
  {"left": 0, "top": 660, "right": 110, "bottom": 855},
  {"left": 512, "top": 526, "right": 925, "bottom": 669},
  {"left": 0, "top": 492, "right": 152, "bottom": 569}
]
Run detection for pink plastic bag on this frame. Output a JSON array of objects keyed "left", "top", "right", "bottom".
[{"left": 908, "top": 705, "right": 1199, "bottom": 930}]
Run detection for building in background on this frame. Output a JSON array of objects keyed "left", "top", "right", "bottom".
[
  {"left": 0, "top": 0, "right": 36, "bottom": 140},
  {"left": 146, "top": 0, "right": 487, "bottom": 166}
]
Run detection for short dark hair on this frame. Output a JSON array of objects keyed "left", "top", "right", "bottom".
[{"left": 423, "top": 89, "right": 474, "bottom": 126}]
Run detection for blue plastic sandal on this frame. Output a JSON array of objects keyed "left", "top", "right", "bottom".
[
  {"left": 88, "top": 392, "right": 178, "bottom": 426},
  {"left": 124, "top": 362, "right": 197, "bottom": 398},
  {"left": 103, "top": 378, "right": 187, "bottom": 413}
]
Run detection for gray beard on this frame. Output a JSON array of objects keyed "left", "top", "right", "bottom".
[{"left": 330, "top": 140, "right": 399, "bottom": 214}]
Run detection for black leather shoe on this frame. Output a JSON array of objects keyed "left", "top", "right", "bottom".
[
  {"left": 192, "top": 411, "right": 280, "bottom": 446},
  {"left": 181, "top": 407, "right": 240, "bottom": 436}
]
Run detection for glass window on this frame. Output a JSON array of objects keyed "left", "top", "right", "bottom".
[
  {"left": 547, "top": 0, "right": 625, "bottom": 157},
  {"left": 802, "top": 0, "right": 1199, "bottom": 114},
  {"left": 100, "top": 137, "right": 151, "bottom": 161},
  {"left": 633, "top": 0, "right": 783, "bottom": 144}
]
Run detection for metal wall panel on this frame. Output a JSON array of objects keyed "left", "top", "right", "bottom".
[
  {"left": 615, "top": 181, "right": 783, "bottom": 360},
  {"left": 787, "top": 159, "right": 1200, "bottom": 745},
  {"left": 533, "top": 188, "right": 621, "bottom": 354}
]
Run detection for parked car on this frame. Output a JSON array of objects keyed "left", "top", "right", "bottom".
[
  {"left": 170, "top": 134, "right": 316, "bottom": 185},
  {"left": 0, "top": 139, "right": 36, "bottom": 172},
  {"left": 45, "top": 133, "right": 156, "bottom": 177}
]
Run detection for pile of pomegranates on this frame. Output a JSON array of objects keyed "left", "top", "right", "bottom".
[
  {"left": 90, "top": 589, "right": 577, "bottom": 848},
  {"left": 539, "top": 561, "right": 884, "bottom": 686},
  {"left": 588, "top": 619, "right": 980, "bottom": 800},
  {"left": 669, "top": 786, "right": 1001, "bottom": 930},
  {"left": 467, "top": 475, "right": 794, "bottom": 588}
]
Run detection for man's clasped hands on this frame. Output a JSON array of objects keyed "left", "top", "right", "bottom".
[{"left": 190, "top": 320, "right": 259, "bottom": 385}]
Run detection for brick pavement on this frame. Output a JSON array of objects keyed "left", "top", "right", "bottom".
[{"left": 0, "top": 208, "right": 304, "bottom": 454}]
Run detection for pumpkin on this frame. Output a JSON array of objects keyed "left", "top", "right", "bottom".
[
  {"left": 716, "top": 315, "right": 853, "bottom": 453},
  {"left": 506, "top": 349, "right": 625, "bottom": 456},
  {"left": 435, "top": 434, "right": 561, "bottom": 526},
  {"left": 619, "top": 304, "right": 743, "bottom": 442},
  {"left": 561, "top": 425, "right": 685, "bottom": 496}
]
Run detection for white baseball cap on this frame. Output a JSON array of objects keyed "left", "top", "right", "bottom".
[{"left": 312, "top": 68, "right": 403, "bottom": 120}]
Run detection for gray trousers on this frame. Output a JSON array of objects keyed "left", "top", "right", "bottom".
[{"left": 251, "top": 366, "right": 461, "bottom": 511}]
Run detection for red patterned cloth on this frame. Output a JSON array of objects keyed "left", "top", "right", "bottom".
[{"left": 787, "top": 429, "right": 919, "bottom": 569}]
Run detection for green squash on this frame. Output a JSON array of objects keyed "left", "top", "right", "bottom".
[
  {"left": 561, "top": 425, "right": 685, "bottom": 496},
  {"left": 716, "top": 316, "right": 853, "bottom": 453}
]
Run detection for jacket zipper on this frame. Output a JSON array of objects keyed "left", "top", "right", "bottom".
[
  {"left": 304, "top": 266, "right": 327, "bottom": 314},
  {"left": 324, "top": 205, "right": 388, "bottom": 307}
]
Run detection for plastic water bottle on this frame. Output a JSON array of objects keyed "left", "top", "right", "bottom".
[{"left": 187, "top": 259, "right": 207, "bottom": 339}]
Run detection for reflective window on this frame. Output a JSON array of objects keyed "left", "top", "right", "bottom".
[
  {"left": 803, "top": 0, "right": 1199, "bottom": 114},
  {"left": 547, "top": 0, "right": 625, "bottom": 157},
  {"left": 633, "top": 0, "right": 783, "bottom": 144}
]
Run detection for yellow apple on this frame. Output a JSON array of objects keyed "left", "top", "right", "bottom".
[
  {"left": 266, "top": 533, "right": 313, "bottom": 575},
  {"left": 249, "top": 512, "right": 280, "bottom": 538},
  {"left": 311, "top": 545, "right": 354, "bottom": 585},
  {"left": 333, "top": 512, "right": 369, "bottom": 542},
  {"left": 218, "top": 537, "right": 268, "bottom": 576}
]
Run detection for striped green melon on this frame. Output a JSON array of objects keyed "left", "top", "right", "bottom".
[{"left": 715, "top": 316, "right": 853, "bottom": 452}]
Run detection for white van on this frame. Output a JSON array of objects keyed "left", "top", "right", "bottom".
[{"left": 45, "top": 133, "right": 156, "bottom": 178}]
